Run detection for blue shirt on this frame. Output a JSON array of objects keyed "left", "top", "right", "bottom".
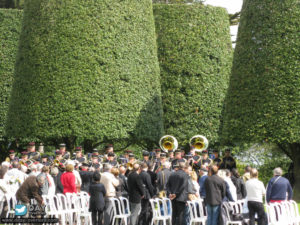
[{"left": 266, "top": 176, "right": 293, "bottom": 202}]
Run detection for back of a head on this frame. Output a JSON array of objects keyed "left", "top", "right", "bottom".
[
  {"left": 178, "top": 162, "right": 186, "bottom": 170},
  {"left": 133, "top": 163, "right": 140, "bottom": 171},
  {"left": 191, "top": 171, "right": 198, "bottom": 181},
  {"left": 245, "top": 165, "right": 252, "bottom": 173},
  {"left": 0, "top": 166, "right": 8, "bottom": 179},
  {"left": 273, "top": 167, "right": 282, "bottom": 176},
  {"left": 111, "top": 167, "right": 119, "bottom": 177},
  {"left": 12, "top": 161, "right": 19, "bottom": 169},
  {"left": 51, "top": 167, "right": 59, "bottom": 176},
  {"left": 250, "top": 168, "right": 258, "bottom": 178},
  {"left": 42, "top": 166, "right": 49, "bottom": 173},
  {"left": 93, "top": 172, "right": 101, "bottom": 182},
  {"left": 36, "top": 174, "right": 46, "bottom": 184},
  {"left": 66, "top": 164, "right": 74, "bottom": 172},
  {"left": 141, "top": 162, "right": 148, "bottom": 170},
  {"left": 210, "top": 165, "right": 219, "bottom": 175},
  {"left": 163, "top": 161, "right": 171, "bottom": 169},
  {"left": 231, "top": 168, "right": 240, "bottom": 178},
  {"left": 103, "top": 164, "right": 112, "bottom": 172},
  {"left": 225, "top": 169, "right": 231, "bottom": 177}
]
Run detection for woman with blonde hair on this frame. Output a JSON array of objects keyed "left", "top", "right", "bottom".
[
  {"left": 191, "top": 171, "right": 200, "bottom": 199},
  {"left": 61, "top": 164, "right": 77, "bottom": 194}
]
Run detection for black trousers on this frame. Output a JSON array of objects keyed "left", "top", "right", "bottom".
[
  {"left": 247, "top": 201, "right": 266, "bottom": 225},
  {"left": 138, "top": 199, "right": 151, "bottom": 225},
  {"left": 92, "top": 210, "right": 103, "bottom": 225},
  {"left": 171, "top": 200, "right": 186, "bottom": 225}
]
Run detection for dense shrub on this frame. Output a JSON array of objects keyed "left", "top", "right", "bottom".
[
  {"left": 222, "top": 0, "right": 300, "bottom": 145},
  {"left": 6, "top": 0, "right": 163, "bottom": 149},
  {"left": 0, "top": 9, "right": 23, "bottom": 141},
  {"left": 153, "top": 4, "right": 233, "bottom": 147}
]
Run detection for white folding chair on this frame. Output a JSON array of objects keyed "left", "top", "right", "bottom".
[
  {"left": 149, "top": 198, "right": 170, "bottom": 225},
  {"left": 187, "top": 200, "right": 206, "bottom": 225},
  {"left": 110, "top": 197, "right": 129, "bottom": 225},
  {"left": 5, "top": 194, "right": 17, "bottom": 218},
  {"left": 75, "top": 193, "right": 92, "bottom": 225},
  {"left": 42, "top": 195, "right": 61, "bottom": 225},
  {"left": 222, "top": 202, "right": 242, "bottom": 225},
  {"left": 56, "top": 193, "right": 75, "bottom": 224},
  {"left": 162, "top": 198, "right": 172, "bottom": 221},
  {"left": 119, "top": 197, "right": 131, "bottom": 218},
  {"left": 289, "top": 200, "right": 300, "bottom": 225}
]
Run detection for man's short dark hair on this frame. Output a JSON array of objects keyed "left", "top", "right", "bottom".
[
  {"left": 93, "top": 172, "right": 101, "bottom": 182},
  {"left": 210, "top": 165, "right": 219, "bottom": 175}
]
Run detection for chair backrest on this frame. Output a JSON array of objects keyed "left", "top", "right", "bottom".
[
  {"left": 290, "top": 200, "right": 300, "bottom": 218},
  {"left": 192, "top": 199, "right": 206, "bottom": 218},
  {"left": 110, "top": 197, "right": 122, "bottom": 216},
  {"left": 150, "top": 199, "right": 162, "bottom": 218},
  {"left": 119, "top": 197, "right": 130, "bottom": 216},
  {"left": 57, "top": 193, "right": 70, "bottom": 210},
  {"left": 162, "top": 198, "right": 172, "bottom": 216},
  {"left": 5, "top": 194, "right": 17, "bottom": 213},
  {"left": 187, "top": 201, "right": 196, "bottom": 220}
]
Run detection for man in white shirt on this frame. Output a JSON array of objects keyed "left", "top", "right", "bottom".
[
  {"left": 4, "top": 162, "right": 27, "bottom": 194},
  {"left": 245, "top": 168, "right": 266, "bottom": 225}
]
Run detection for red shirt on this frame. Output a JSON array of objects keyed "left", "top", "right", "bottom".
[{"left": 60, "top": 172, "right": 77, "bottom": 194}]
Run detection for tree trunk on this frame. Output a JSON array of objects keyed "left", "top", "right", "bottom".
[{"left": 290, "top": 143, "right": 300, "bottom": 201}]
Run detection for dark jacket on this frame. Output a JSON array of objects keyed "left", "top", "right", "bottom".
[
  {"left": 127, "top": 171, "right": 145, "bottom": 203},
  {"left": 79, "top": 170, "right": 93, "bottom": 193},
  {"left": 266, "top": 176, "right": 293, "bottom": 202},
  {"left": 199, "top": 175, "right": 208, "bottom": 198},
  {"left": 147, "top": 170, "right": 157, "bottom": 193},
  {"left": 166, "top": 169, "right": 189, "bottom": 202},
  {"left": 231, "top": 176, "right": 247, "bottom": 200},
  {"left": 16, "top": 176, "right": 43, "bottom": 204},
  {"left": 204, "top": 174, "right": 226, "bottom": 205},
  {"left": 52, "top": 171, "right": 64, "bottom": 194},
  {"left": 89, "top": 182, "right": 106, "bottom": 211},
  {"left": 139, "top": 170, "right": 155, "bottom": 199},
  {"left": 157, "top": 168, "right": 171, "bottom": 192}
]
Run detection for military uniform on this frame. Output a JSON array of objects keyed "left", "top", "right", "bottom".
[
  {"left": 171, "top": 158, "right": 186, "bottom": 170},
  {"left": 220, "top": 156, "right": 236, "bottom": 170},
  {"left": 191, "top": 155, "right": 202, "bottom": 171}
]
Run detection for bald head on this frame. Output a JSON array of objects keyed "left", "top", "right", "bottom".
[{"left": 250, "top": 168, "right": 258, "bottom": 178}]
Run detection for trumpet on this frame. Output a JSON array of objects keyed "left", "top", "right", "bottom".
[
  {"left": 159, "top": 135, "right": 178, "bottom": 152},
  {"left": 126, "top": 162, "right": 134, "bottom": 170},
  {"left": 190, "top": 135, "right": 209, "bottom": 152}
]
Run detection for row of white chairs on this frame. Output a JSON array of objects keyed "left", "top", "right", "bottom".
[
  {"left": 266, "top": 200, "right": 300, "bottom": 225},
  {"left": 187, "top": 199, "right": 207, "bottom": 225},
  {"left": 150, "top": 198, "right": 172, "bottom": 225},
  {"left": 109, "top": 197, "right": 131, "bottom": 225},
  {"left": 42, "top": 192, "right": 92, "bottom": 225}
]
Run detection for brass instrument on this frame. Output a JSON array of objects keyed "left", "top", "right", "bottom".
[
  {"left": 190, "top": 135, "right": 209, "bottom": 152},
  {"left": 53, "top": 159, "right": 60, "bottom": 167},
  {"left": 126, "top": 162, "right": 134, "bottom": 170},
  {"left": 159, "top": 135, "right": 178, "bottom": 152}
]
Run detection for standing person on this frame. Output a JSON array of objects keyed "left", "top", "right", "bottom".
[
  {"left": 51, "top": 167, "right": 63, "bottom": 194},
  {"left": 79, "top": 163, "right": 93, "bottom": 193},
  {"left": 138, "top": 163, "right": 155, "bottom": 225},
  {"left": 242, "top": 165, "right": 252, "bottom": 183},
  {"left": 100, "top": 164, "right": 119, "bottom": 225},
  {"left": 4, "top": 161, "right": 27, "bottom": 194},
  {"left": 198, "top": 167, "right": 208, "bottom": 200},
  {"left": 245, "top": 168, "right": 266, "bottom": 225},
  {"left": 157, "top": 161, "right": 171, "bottom": 198},
  {"left": 219, "top": 149, "right": 236, "bottom": 170},
  {"left": 61, "top": 164, "right": 77, "bottom": 194},
  {"left": 166, "top": 162, "right": 189, "bottom": 225},
  {"left": 89, "top": 172, "right": 106, "bottom": 225},
  {"left": 204, "top": 165, "right": 226, "bottom": 225},
  {"left": 266, "top": 167, "right": 293, "bottom": 203},
  {"left": 127, "top": 163, "right": 145, "bottom": 225},
  {"left": 231, "top": 168, "right": 247, "bottom": 200},
  {"left": 37, "top": 166, "right": 50, "bottom": 195}
]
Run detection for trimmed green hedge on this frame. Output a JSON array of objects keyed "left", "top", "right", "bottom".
[
  {"left": 222, "top": 0, "right": 300, "bottom": 145},
  {"left": 153, "top": 4, "right": 233, "bottom": 147},
  {"left": 6, "top": 0, "right": 163, "bottom": 147},
  {"left": 0, "top": 9, "right": 23, "bottom": 141}
]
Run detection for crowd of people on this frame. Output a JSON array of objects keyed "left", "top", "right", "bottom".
[{"left": 0, "top": 142, "right": 294, "bottom": 225}]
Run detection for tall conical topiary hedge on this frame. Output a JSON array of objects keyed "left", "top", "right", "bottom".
[
  {"left": 153, "top": 4, "right": 233, "bottom": 147},
  {"left": 222, "top": 0, "right": 300, "bottom": 198},
  {"left": 0, "top": 9, "right": 23, "bottom": 141},
  {"left": 6, "top": 0, "right": 163, "bottom": 148}
]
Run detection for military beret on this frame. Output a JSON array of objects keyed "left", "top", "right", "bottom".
[
  {"left": 202, "top": 150, "right": 208, "bottom": 154},
  {"left": 142, "top": 151, "right": 150, "bottom": 156},
  {"left": 59, "top": 143, "right": 66, "bottom": 147},
  {"left": 155, "top": 149, "right": 161, "bottom": 153},
  {"left": 28, "top": 142, "right": 35, "bottom": 146},
  {"left": 160, "top": 152, "right": 167, "bottom": 158},
  {"left": 9, "top": 150, "right": 15, "bottom": 154},
  {"left": 75, "top": 146, "right": 82, "bottom": 152},
  {"left": 55, "top": 150, "right": 62, "bottom": 155},
  {"left": 21, "top": 151, "right": 28, "bottom": 155},
  {"left": 92, "top": 153, "right": 98, "bottom": 158},
  {"left": 107, "top": 152, "right": 115, "bottom": 157},
  {"left": 128, "top": 153, "right": 135, "bottom": 158}
]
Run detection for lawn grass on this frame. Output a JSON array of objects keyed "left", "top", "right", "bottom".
[{"left": 298, "top": 203, "right": 300, "bottom": 213}]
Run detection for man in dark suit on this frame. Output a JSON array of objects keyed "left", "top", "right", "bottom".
[
  {"left": 89, "top": 172, "right": 106, "bottom": 225},
  {"left": 128, "top": 163, "right": 145, "bottom": 225},
  {"left": 79, "top": 163, "right": 93, "bottom": 192},
  {"left": 166, "top": 162, "right": 189, "bottom": 225},
  {"left": 138, "top": 163, "right": 155, "bottom": 225},
  {"left": 204, "top": 165, "right": 226, "bottom": 225}
]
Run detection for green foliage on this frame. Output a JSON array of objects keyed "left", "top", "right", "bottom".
[
  {"left": 0, "top": 0, "right": 24, "bottom": 9},
  {"left": 222, "top": 0, "right": 300, "bottom": 145},
  {"left": 6, "top": 0, "right": 163, "bottom": 149},
  {"left": 0, "top": 9, "right": 23, "bottom": 141},
  {"left": 153, "top": 4, "right": 233, "bottom": 148}
]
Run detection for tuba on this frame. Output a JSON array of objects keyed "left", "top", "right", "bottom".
[
  {"left": 159, "top": 135, "right": 178, "bottom": 152},
  {"left": 190, "top": 135, "right": 209, "bottom": 152}
]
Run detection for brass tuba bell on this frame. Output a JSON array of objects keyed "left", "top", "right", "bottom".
[
  {"left": 190, "top": 135, "right": 209, "bottom": 152},
  {"left": 159, "top": 135, "right": 178, "bottom": 152}
]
